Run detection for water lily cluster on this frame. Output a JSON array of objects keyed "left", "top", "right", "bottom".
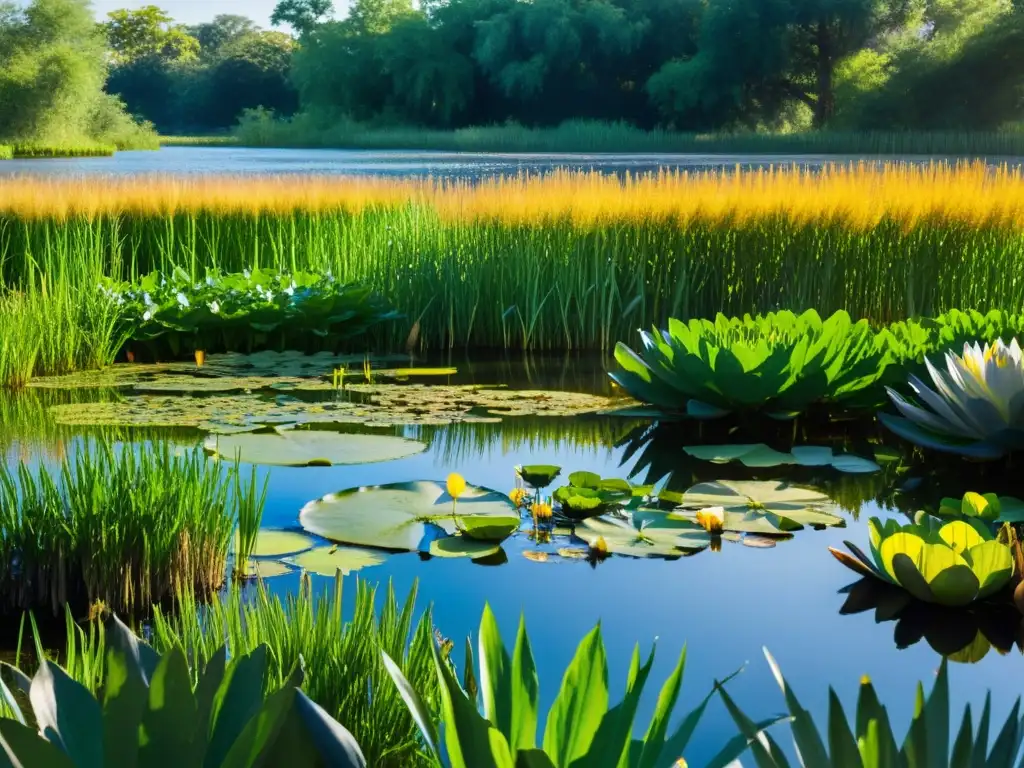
[{"left": 100, "top": 267, "right": 399, "bottom": 357}]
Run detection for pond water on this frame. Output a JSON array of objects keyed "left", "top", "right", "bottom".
[
  {"left": 1, "top": 145, "right": 1022, "bottom": 179},
  {"left": 3, "top": 356, "right": 1022, "bottom": 764}
]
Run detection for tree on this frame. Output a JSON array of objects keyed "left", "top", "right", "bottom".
[
  {"left": 187, "top": 14, "right": 259, "bottom": 56},
  {"left": 271, "top": 0, "right": 333, "bottom": 37},
  {"left": 0, "top": 0, "right": 151, "bottom": 145},
  {"left": 104, "top": 5, "right": 200, "bottom": 64}
]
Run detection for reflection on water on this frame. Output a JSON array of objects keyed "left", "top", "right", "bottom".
[
  {"left": 3, "top": 360, "right": 1024, "bottom": 763},
  {"left": 4, "top": 146, "right": 1024, "bottom": 180}
]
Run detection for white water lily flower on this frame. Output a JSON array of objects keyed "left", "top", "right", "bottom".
[
  {"left": 176, "top": 292, "right": 190, "bottom": 308},
  {"left": 143, "top": 292, "right": 154, "bottom": 307},
  {"left": 143, "top": 310, "right": 153, "bottom": 321},
  {"left": 209, "top": 300, "right": 220, "bottom": 314},
  {"left": 881, "top": 338, "right": 1024, "bottom": 458},
  {"left": 206, "top": 275, "right": 215, "bottom": 286}
]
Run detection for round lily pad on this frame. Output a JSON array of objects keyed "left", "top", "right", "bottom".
[
  {"left": 428, "top": 537, "right": 503, "bottom": 559},
  {"left": 299, "top": 480, "right": 521, "bottom": 552},
  {"left": 237, "top": 530, "right": 315, "bottom": 558},
  {"left": 285, "top": 545, "right": 390, "bottom": 577},
  {"left": 204, "top": 429, "right": 426, "bottom": 466},
  {"left": 239, "top": 559, "right": 294, "bottom": 579}
]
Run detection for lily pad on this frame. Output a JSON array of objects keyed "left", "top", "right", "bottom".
[
  {"left": 134, "top": 375, "right": 333, "bottom": 394},
  {"left": 577, "top": 513, "right": 711, "bottom": 558},
  {"left": 238, "top": 530, "right": 316, "bottom": 557},
  {"left": 676, "top": 480, "right": 843, "bottom": 530},
  {"left": 428, "top": 537, "right": 503, "bottom": 559},
  {"left": 299, "top": 480, "right": 520, "bottom": 552},
  {"left": 683, "top": 444, "right": 880, "bottom": 474},
  {"left": 515, "top": 464, "right": 562, "bottom": 489},
  {"left": 240, "top": 559, "right": 294, "bottom": 579},
  {"left": 285, "top": 545, "right": 390, "bottom": 577},
  {"left": 204, "top": 429, "right": 426, "bottom": 466}
]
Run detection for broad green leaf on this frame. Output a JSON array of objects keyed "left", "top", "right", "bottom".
[
  {"left": 432, "top": 640, "right": 505, "bottom": 768},
  {"left": 286, "top": 545, "right": 390, "bottom": 575},
  {"left": 102, "top": 646, "right": 147, "bottom": 768},
  {"left": 637, "top": 645, "right": 686, "bottom": 768},
  {"left": 763, "top": 649, "right": 828, "bottom": 768},
  {"left": 192, "top": 648, "right": 227, "bottom": 762},
  {"left": 543, "top": 626, "right": 609, "bottom": 767},
  {"left": 479, "top": 605, "right": 512, "bottom": 743},
  {"left": 139, "top": 648, "right": 197, "bottom": 767},
  {"left": 293, "top": 691, "right": 367, "bottom": 768},
  {"left": 827, "top": 687, "right": 860, "bottom": 767},
  {"left": 219, "top": 685, "right": 297, "bottom": 768},
  {"left": 0, "top": 719, "right": 77, "bottom": 768},
  {"left": 207, "top": 646, "right": 269, "bottom": 767},
  {"left": 29, "top": 661, "right": 104, "bottom": 768},
  {"left": 509, "top": 616, "right": 540, "bottom": 755},
  {"left": 381, "top": 651, "right": 438, "bottom": 758},
  {"left": 923, "top": 660, "right": 949, "bottom": 768}
]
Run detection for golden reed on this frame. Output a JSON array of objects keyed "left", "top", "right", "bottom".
[{"left": 3, "top": 162, "right": 1024, "bottom": 228}]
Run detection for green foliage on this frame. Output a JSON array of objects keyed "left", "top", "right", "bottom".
[
  {"left": 0, "top": 144, "right": 11, "bottom": 159},
  {"left": 384, "top": 604, "right": 770, "bottom": 768},
  {"left": 0, "top": 439, "right": 262, "bottom": 614},
  {"left": 725, "top": 649, "right": 1024, "bottom": 768},
  {"left": 271, "top": 0, "right": 334, "bottom": 37},
  {"left": 148, "top": 575, "right": 439, "bottom": 768},
  {"left": 0, "top": 613, "right": 367, "bottom": 766},
  {"left": 612, "top": 310, "right": 892, "bottom": 418},
  {"left": 105, "top": 267, "right": 398, "bottom": 357},
  {"left": 103, "top": 5, "right": 200, "bottom": 64},
  {"left": 552, "top": 471, "right": 635, "bottom": 519},
  {"left": 830, "top": 515, "right": 1015, "bottom": 606},
  {"left": 0, "top": 0, "right": 154, "bottom": 148}
]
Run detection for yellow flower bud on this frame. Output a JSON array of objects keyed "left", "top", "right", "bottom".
[{"left": 446, "top": 473, "right": 466, "bottom": 500}]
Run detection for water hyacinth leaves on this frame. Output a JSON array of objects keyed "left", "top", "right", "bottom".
[
  {"left": 553, "top": 472, "right": 635, "bottom": 519},
  {"left": 880, "top": 338, "right": 1024, "bottom": 458},
  {"left": 299, "top": 480, "right": 521, "bottom": 553},
  {"left": 382, "top": 604, "right": 763, "bottom": 768},
  {"left": 676, "top": 480, "right": 845, "bottom": 532},
  {"left": 204, "top": 428, "right": 426, "bottom": 467},
  {"left": 830, "top": 516, "right": 1015, "bottom": 606},
  {"left": 611, "top": 309, "right": 892, "bottom": 418}
]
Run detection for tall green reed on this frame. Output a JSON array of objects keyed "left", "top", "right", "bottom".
[
  {"left": 148, "top": 574, "right": 439, "bottom": 768},
  {"left": 3, "top": 209, "right": 1022, "bottom": 351},
  {"left": 0, "top": 439, "right": 260, "bottom": 614}
]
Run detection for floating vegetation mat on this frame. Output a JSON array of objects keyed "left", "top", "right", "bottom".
[{"left": 48, "top": 385, "right": 626, "bottom": 431}]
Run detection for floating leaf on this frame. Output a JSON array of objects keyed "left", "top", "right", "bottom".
[
  {"left": 286, "top": 545, "right": 389, "bottom": 577},
  {"left": 240, "top": 560, "right": 294, "bottom": 579},
  {"left": 204, "top": 429, "right": 426, "bottom": 467},
  {"left": 237, "top": 530, "right": 315, "bottom": 557},
  {"left": 428, "top": 537, "right": 503, "bottom": 559},
  {"left": 299, "top": 480, "right": 519, "bottom": 552}
]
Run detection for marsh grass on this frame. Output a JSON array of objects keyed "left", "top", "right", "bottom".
[
  {"left": 148, "top": 574, "right": 439, "bottom": 767},
  {"left": 0, "top": 439, "right": 260, "bottom": 615},
  {"left": 10, "top": 143, "right": 116, "bottom": 158},
  {"left": 0, "top": 145, "right": 11, "bottom": 160},
  {"left": 2, "top": 165, "right": 1024, "bottom": 350},
  {"left": 233, "top": 115, "right": 1024, "bottom": 156}
]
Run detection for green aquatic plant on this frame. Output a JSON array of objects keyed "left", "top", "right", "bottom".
[
  {"left": 552, "top": 471, "right": 635, "bottom": 519},
  {"left": 933, "top": 491, "right": 1024, "bottom": 524},
  {"left": 830, "top": 516, "right": 1015, "bottom": 607},
  {"left": 104, "top": 267, "right": 399, "bottom": 357},
  {"left": 204, "top": 427, "right": 427, "bottom": 467},
  {"left": 0, "top": 439, "right": 263, "bottom": 614},
  {"left": 880, "top": 338, "right": 1024, "bottom": 458},
  {"left": 681, "top": 443, "right": 881, "bottom": 473},
  {"left": 0, "top": 613, "right": 367, "bottom": 767},
  {"left": 299, "top": 480, "right": 521, "bottom": 555},
  {"left": 723, "top": 649, "right": 1024, "bottom": 768},
  {"left": 672, "top": 480, "right": 845, "bottom": 532},
  {"left": 611, "top": 310, "right": 891, "bottom": 418},
  {"left": 383, "top": 604, "right": 772, "bottom": 768},
  {"left": 515, "top": 464, "right": 562, "bottom": 489}
]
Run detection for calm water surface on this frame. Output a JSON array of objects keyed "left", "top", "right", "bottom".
[
  {"left": 1, "top": 145, "right": 1022, "bottom": 179},
  {"left": 3, "top": 358, "right": 1023, "bottom": 764}
]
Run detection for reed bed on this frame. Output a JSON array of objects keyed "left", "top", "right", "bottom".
[
  {"left": 0, "top": 440, "right": 260, "bottom": 615},
  {"left": 149, "top": 575, "right": 438, "bottom": 767},
  {"left": 8, "top": 143, "right": 116, "bottom": 159},
  {"left": 2, "top": 164, "right": 1024, "bottom": 350},
  {"left": 234, "top": 117, "right": 1024, "bottom": 156}
]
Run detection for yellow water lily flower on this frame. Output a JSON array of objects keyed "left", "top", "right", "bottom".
[
  {"left": 530, "top": 500, "right": 553, "bottom": 521},
  {"left": 446, "top": 473, "right": 466, "bottom": 499},
  {"left": 194, "top": 349, "right": 206, "bottom": 367},
  {"left": 695, "top": 506, "right": 725, "bottom": 535},
  {"left": 510, "top": 488, "right": 529, "bottom": 507},
  {"left": 590, "top": 536, "right": 609, "bottom": 556}
]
